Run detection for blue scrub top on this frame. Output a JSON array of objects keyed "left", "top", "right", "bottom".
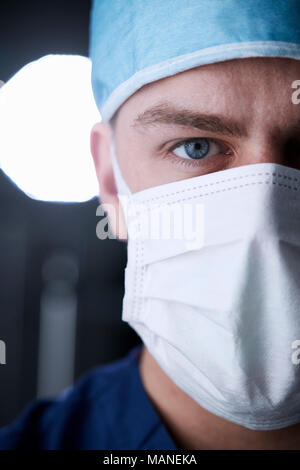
[{"left": 0, "top": 344, "right": 178, "bottom": 450}]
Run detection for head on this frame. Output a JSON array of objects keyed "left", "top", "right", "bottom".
[{"left": 90, "top": 56, "right": 300, "bottom": 238}]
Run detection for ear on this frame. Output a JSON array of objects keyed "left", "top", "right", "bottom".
[{"left": 90, "top": 122, "right": 127, "bottom": 240}]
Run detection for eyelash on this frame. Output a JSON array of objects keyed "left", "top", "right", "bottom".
[{"left": 166, "top": 138, "right": 232, "bottom": 167}]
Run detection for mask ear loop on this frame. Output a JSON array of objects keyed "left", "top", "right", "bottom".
[
  {"left": 109, "top": 136, "right": 131, "bottom": 239},
  {"left": 110, "top": 137, "right": 132, "bottom": 196}
]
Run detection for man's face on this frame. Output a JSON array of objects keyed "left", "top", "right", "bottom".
[{"left": 91, "top": 57, "right": 300, "bottom": 235}]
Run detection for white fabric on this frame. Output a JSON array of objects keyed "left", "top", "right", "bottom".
[{"left": 110, "top": 141, "right": 300, "bottom": 430}]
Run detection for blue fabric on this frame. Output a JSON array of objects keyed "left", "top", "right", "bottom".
[
  {"left": 0, "top": 345, "right": 177, "bottom": 450},
  {"left": 89, "top": 0, "right": 300, "bottom": 121}
]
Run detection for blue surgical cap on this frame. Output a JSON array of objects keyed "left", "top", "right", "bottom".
[{"left": 89, "top": 0, "right": 300, "bottom": 122}]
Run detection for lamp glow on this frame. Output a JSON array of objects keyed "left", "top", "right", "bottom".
[{"left": 0, "top": 55, "right": 100, "bottom": 202}]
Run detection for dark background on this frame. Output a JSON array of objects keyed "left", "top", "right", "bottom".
[{"left": 0, "top": 0, "right": 140, "bottom": 427}]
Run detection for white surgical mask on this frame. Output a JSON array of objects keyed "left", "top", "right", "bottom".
[{"left": 110, "top": 139, "right": 300, "bottom": 431}]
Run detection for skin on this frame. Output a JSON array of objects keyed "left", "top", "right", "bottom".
[{"left": 90, "top": 57, "right": 300, "bottom": 449}]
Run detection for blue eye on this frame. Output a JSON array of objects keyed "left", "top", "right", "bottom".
[{"left": 172, "top": 138, "right": 223, "bottom": 160}]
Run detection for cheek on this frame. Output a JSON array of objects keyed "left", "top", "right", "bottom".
[
  {"left": 118, "top": 150, "right": 148, "bottom": 193},
  {"left": 130, "top": 154, "right": 192, "bottom": 192},
  {"left": 129, "top": 158, "right": 160, "bottom": 193},
  {"left": 120, "top": 151, "right": 171, "bottom": 193}
]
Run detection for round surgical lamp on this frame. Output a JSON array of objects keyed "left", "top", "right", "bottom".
[{"left": 0, "top": 55, "right": 100, "bottom": 202}]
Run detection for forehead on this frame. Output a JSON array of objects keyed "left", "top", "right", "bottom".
[{"left": 116, "top": 58, "right": 300, "bottom": 126}]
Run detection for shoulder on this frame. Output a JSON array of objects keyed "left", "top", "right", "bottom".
[{"left": 0, "top": 344, "right": 143, "bottom": 449}]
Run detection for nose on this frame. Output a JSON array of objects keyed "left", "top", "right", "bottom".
[{"left": 232, "top": 137, "right": 300, "bottom": 171}]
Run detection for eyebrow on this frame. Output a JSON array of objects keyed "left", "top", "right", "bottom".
[{"left": 131, "top": 102, "right": 248, "bottom": 138}]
